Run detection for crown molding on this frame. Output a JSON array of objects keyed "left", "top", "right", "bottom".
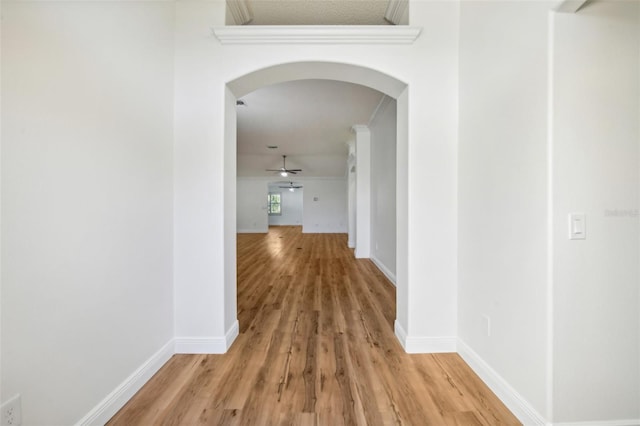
[
  {"left": 212, "top": 25, "right": 422, "bottom": 44},
  {"left": 554, "top": 0, "right": 588, "bottom": 13},
  {"left": 226, "top": 0, "right": 253, "bottom": 25},
  {"left": 384, "top": 0, "right": 408, "bottom": 25}
]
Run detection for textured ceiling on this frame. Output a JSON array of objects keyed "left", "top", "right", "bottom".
[
  {"left": 236, "top": 79, "right": 385, "bottom": 177},
  {"left": 247, "top": 0, "right": 391, "bottom": 25}
]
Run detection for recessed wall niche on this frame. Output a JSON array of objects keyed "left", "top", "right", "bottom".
[{"left": 225, "top": 0, "right": 409, "bottom": 26}]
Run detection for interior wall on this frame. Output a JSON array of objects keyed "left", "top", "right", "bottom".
[
  {"left": 237, "top": 177, "right": 343, "bottom": 233},
  {"left": 0, "top": 2, "right": 175, "bottom": 424},
  {"left": 302, "top": 179, "right": 347, "bottom": 233},
  {"left": 268, "top": 184, "right": 303, "bottom": 226},
  {"left": 458, "top": 1, "right": 550, "bottom": 417},
  {"left": 369, "top": 96, "right": 397, "bottom": 282},
  {"left": 196, "top": 0, "right": 459, "bottom": 350},
  {"left": 552, "top": 2, "right": 640, "bottom": 422},
  {"left": 174, "top": 0, "right": 229, "bottom": 340},
  {"left": 237, "top": 179, "right": 269, "bottom": 233}
]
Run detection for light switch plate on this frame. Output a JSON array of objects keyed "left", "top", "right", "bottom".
[{"left": 569, "top": 213, "right": 586, "bottom": 240}]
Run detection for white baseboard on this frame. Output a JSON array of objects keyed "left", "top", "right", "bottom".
[
  {"left": 237, "top": 229, "right": 268, "bottom": 233},
  {"left": 393, "top": 320, "right": 407, "bottom": 350},
  {"left": 394, "top": 320, "right": 457, "bottom": 353},
  {"left": 302, "top": 228, "right": 348, "bottom": 234},
  {"left": 370, "top": 255, "right": 396, "bottom": 285},
  {"left": 394, "top": 320, "right": 408, "bottom": 348},
  {"left": 404, "top": 335, "right": 457, "bottom": 353},
  {"left": 77, "top": 322, "right": 240, "bottom": 424},
  {"left": 553, "top": 420, "right": 640, "bottom": 426},
  {"left": 225, "top": 320, "right": 240, "bottom": 349},
  {"left": 174, "top": 337, "right": 226, "bottom": 353},
  {"left": 175, "top": 320, "right": 239, "bottom": 354},
  {"left": 457, "top": 339, "right": 546, "bottom": 426},
  {"left": 75, "top": 339, "right": 174, "bottom": 426}
]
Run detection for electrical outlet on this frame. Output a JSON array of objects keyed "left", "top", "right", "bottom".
[{"left": 1, "top": 394, "right": 22, "bottom": 426}]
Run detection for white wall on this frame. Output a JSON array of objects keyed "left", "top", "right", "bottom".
[
  {"left": 552, "top": 2, "right": 640, "bottom": 422},
  {"left": 458, "top": 1, "right": 551, "bottom": 419},
  {"left": 302, "top": 179, "right": 347, "bottom": 233},
  {"left": 174, "top": 0, "right": 459, "bottom": 359},
  {"left": 354, "top": 126, "right": 371, "bottom": 257},
  {"left": 459, "top": 1, "right": 640, "bottom": 425},
  {"left": 237, "top": 177, "right": 341, "bottom": 232},
  {"left": 347, "top": 145, "right": 357, "bottom": 248},
  {"left": 173, "top": 1, "right": 230, "bottom": 342},
  {"left": 268, "top": 184, "right": 303, "bottom": 226},
  {"left": 0, "top": 2, "right": 175, "bottom": 424},
  {"left": 237, "top": 179, "right": 269, "bottom": 232},
  {"left": 369, "top": 97, "right": 397, "bottom": 282}
]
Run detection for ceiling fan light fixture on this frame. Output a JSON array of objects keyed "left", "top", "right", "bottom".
[
  {"left": 267, "top": 155, "right": 302, "bottom": 176},
  {"left": 289, "top": 187, "right": 295, "bottom": 192}
]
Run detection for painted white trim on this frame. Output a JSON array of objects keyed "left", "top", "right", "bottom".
[
  {"left": 394, "top": 321, "right": 456, "bottom": 353},
  {"left": 552, "top": 420, "right": 640, "bottom": 426},
  {"left": 237, "top": 228, "right": 268, "bottom": 233},
  {"left": 370, "top": 254, "right": 396, "bottom": 285},
  {"left": 175, "top": 321, "right": 239, "bottom": 354},
  {"left": 404, "top": 336, "right": 457, "bottom": 353},
  {"left": 225, "top": 320, "right": 240, "bottom": 349},
  {"left": 174, "top": 337, "right": 227, "bottom": 353},
  {"left": 554, "top": 0, "right": 588, "bottom": 14},
  {"left": 368, "top": 94, "right": 393, "bottom": 126},
  {"left": 212, "top": 25, "right": 422, "bottom": 45},
  {"left": 75, "top": 339, "right": 174, "bottom": 426},
  {"left": 226, "top": 0, "right": 253, "bottom": 25},
  {"left": 457, "top": 339, "right": 547, "bottom": 426},
  {"left": 394, "top": 319, "right": 408, "bottom": 349},
  {"left": 384, "top": 0, "right": 408, "bottom": 25}
]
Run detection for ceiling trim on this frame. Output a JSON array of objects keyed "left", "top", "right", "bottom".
[
  {"left": 384, "top": 0, "right": 408, "bottom": 25},
  {"left": 212, "top": 25, "right": 422, "bottom": 45},
  {"left": 226, "top": 0, "right": 253, "bottom": 25},
  {"left": 554, "top": 0, "right": 588, "bottom": 13}
]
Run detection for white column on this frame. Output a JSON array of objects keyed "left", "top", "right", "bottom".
[
  {"left": 352, "top": 125, "right": 371, "bottom": 258},
  {"left": 346, "top": 141, "right": 356, "bottom": 248}
]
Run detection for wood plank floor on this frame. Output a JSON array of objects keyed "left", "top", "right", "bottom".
[{"left": 108, "top": 226, "right": 521, "bottom": 426}]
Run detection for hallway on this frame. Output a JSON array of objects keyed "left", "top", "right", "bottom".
[{"left": 108, "top": 227, "right": 519, "bottom": 425}]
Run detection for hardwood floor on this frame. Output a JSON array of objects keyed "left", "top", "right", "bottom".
[{"left": 108, "top": 226, "right": 521, "bottom": 425}]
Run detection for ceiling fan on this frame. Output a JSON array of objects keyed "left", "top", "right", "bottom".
[
  {"left": 266, "top": 155, "right": 302, "bottom": 177},
  {"left": 278, "top": 182, "right": 302, "bottom": 189},
  {"left": 278, "top": 181, "right": 303, "bottom": 192}
]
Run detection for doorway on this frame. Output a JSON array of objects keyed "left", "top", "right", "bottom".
[
  {"left": 268, "top": 182, "right": 303, "bottom": 227},
  {"left": 224, "top": 61, "right": 409, "bottom": 346}
]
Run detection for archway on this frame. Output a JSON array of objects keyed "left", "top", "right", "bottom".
[{"left": 223, "top": 62, "right": 409, "bottom": 348}]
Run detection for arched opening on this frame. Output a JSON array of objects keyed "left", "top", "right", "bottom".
[{"left": 223, "top": 62, "right": 409, "bottom": 347}]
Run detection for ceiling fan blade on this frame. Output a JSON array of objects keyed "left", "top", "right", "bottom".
[{"left": 266, "top": 156, "right": 302, "bottom": 174}]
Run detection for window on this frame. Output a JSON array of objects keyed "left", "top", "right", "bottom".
[{"left": 268, "top": 193, "right": 281, "bottom": 215}]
